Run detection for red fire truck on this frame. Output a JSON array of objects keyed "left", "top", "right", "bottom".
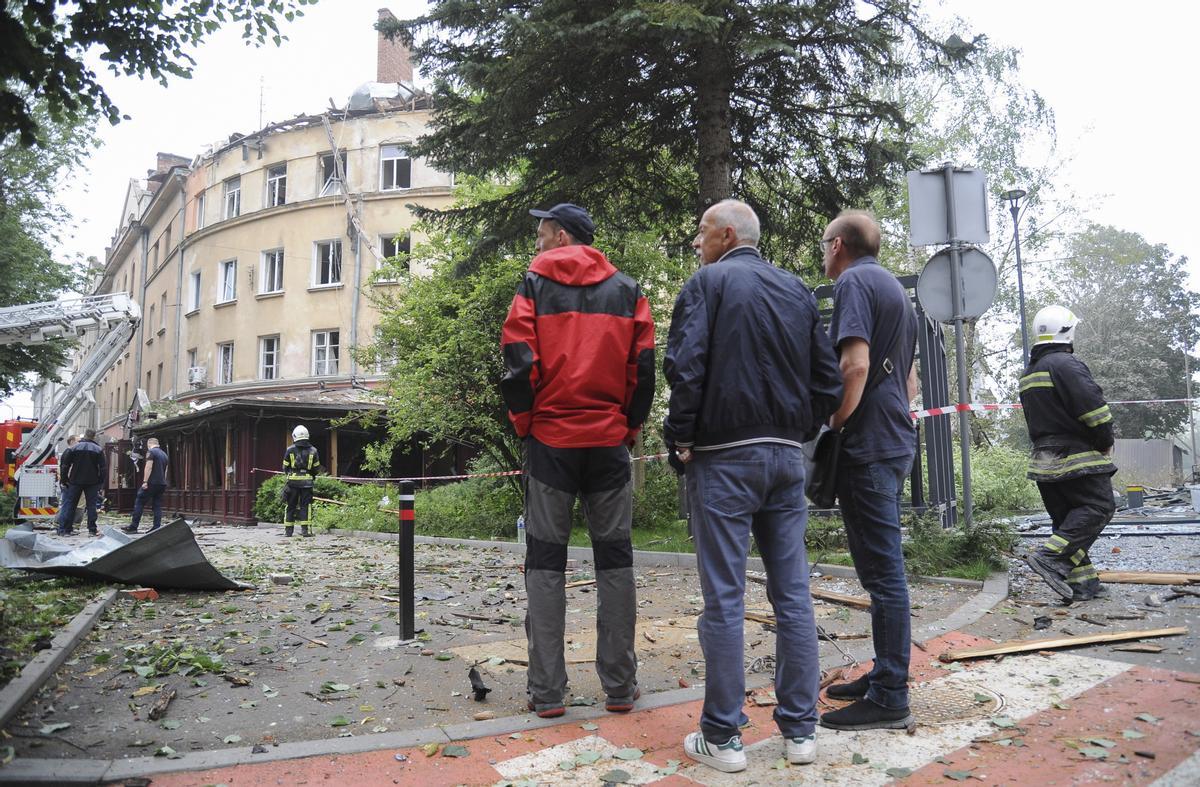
[{"left": 1, "top": 418, "right": 39, "bottom": 491}]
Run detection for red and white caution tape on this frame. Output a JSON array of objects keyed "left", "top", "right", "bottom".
[
  {"left": 910, "top": 396, "right": 1195, "bottom": 421},
  {"left": 255, "top": 399, "right": 1199, "bottom": 483},
  {"left": 910, "top": 402, "right": 1022, "bottom": 420}
]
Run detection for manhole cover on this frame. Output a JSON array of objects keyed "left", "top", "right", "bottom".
[{"left": 909, "top": 683, "right": 1005, "bottom": 725}]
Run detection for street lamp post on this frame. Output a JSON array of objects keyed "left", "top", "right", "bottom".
[{"left": 1003, "top": 188, "right": 1030, "bottom": 367}]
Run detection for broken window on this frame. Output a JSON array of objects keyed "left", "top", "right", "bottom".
[
  {"left": 266, "top": 163, "right": 287, "bottom": 207},
  {"left": 260, "top": 335, "right": 280, "bottom": 380},
  {"left": 217, "top": 342, "right": 234, "bottom": 385},
  {"left": 218, "top": 259, "right": 237, "bottom": 303},
  {"left": 188, "top": 271, "right": 201, "bottom": 311},
  {"left": 312, "top": 330, "right": 339, "bottom": 376},
  {"left": 313, "top": 240, "right": 341, "bottom": 286},
  {"left": 374, "top": 326, "right": 398, "bottom": 374},
  {"left": 380, "top": 145, "right": 411, "bottom": 190},
  {"left": 320, "top": 152, "right": 347, "bottom": 196},
  {"left": 376, "top": 232, "right": 410, "bottom": 282},
  {"left": 223, "top": 177, "right": 241, "bottom": 219},
  {"left": 261, "top": 248, "right": 284, "bottom": 293}
]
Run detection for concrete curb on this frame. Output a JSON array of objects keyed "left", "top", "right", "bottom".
[
  {"left": 0, "top": 589, "right": 119, "bottom": 731},
  {"left": 0, "top": 566, "right": 1010, "bottom": 784}
]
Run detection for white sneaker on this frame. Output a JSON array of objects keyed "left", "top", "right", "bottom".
[
  {"left": 684, "top": 731, "right": 747, "bottom": 773},
  {"left": 786, "top": 733, "right": 816, "bottom": 764}
]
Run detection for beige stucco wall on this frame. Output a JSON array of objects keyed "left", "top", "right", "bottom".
[
  {"left": 180, "top": 110, "right": 451, "bottom": 391},
  {"left": 87, "top": 109, "right": 453, "bottom": 422},
  {"left": 93, "top": 173, "right": 185, "bottom": 432}
]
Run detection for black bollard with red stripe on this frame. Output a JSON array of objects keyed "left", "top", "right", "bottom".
[{"left": 399, "top": 481, "right": 415, "bottom": 640}]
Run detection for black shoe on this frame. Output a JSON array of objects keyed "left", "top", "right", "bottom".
[
  {"left": 1024, "top": 553, "right": 1073, "bottom": 600},
  {"left": 819, "top": 698, "right": 914, "bottom": 731},
  {"left": 1071, "top": 581, "right": 1107, "bottom": 602},
  {"left": 146, "top": 525, "right": 160, "bottom": 533},
  {"left": 826, "top": 673, "right": 870, "bottom": 701},
  {"left": 121, "top": 526, "right": 138, "bottom": 534}
]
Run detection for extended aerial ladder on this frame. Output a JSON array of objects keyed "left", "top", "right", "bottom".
[{"left": 0, "top": 294, "right": 141, "bottom": 516}]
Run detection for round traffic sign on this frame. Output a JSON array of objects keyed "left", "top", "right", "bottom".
[{"left": 916, "top": 247, "right": 997, "bottom": 322}]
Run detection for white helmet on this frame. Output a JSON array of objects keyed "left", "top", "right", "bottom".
[
  {"left": 292, "top": 425, "right": 310, "bottom": 441},
  {"left": 1032, "top": 305, "right": 1079, "bottom": 346}
]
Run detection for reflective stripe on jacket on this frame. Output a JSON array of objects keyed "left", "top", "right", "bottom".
[
  {"left": 283, "top": 441, "right": 319, "bottom": 485},
  {"left": 1019, "top": 344, "right": 1116, "bottom": 482}
]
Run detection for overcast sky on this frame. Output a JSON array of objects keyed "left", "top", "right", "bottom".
[{"left": 3, "top": 1, "right": 1196, "bottom": 418}]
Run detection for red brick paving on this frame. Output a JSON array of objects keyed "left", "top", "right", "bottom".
[{"left": 142, "top": 632, "right": 1200, "bottom": 786}]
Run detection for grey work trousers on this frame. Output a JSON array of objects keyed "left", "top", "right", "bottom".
[{"left": 522, "top": 436, "right": 637, "bottom": 710}]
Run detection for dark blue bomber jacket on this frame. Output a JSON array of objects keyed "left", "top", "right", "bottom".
[{"left": 663, "top": 246, "right": 844, "bottom": 450}]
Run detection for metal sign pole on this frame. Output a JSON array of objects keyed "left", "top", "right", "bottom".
[
  {"left": 399, "top": 480, "right": 415, "bottom": 640},
  {"left": 942, "top": 164, "right": 974, "bottom": 526}
]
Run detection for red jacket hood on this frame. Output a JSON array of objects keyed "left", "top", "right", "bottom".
[{"left": 529, "top": 245, "right": 616, "bottom": 286}]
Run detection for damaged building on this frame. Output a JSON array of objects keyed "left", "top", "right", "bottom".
[{"left": 49, "top": 10, "right": 469, "bottom": 523}]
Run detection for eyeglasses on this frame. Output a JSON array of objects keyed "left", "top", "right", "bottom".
[{"left": 819, "top": 237, "right": 837, "bottom": 252}]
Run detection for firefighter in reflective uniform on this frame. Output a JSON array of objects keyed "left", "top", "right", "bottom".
[
  {"left": 282, "top": 425, "right": 320, "bottom": 537},
  {"left": 1019, "top": 305, "right": 1116, "bottom": 602}
]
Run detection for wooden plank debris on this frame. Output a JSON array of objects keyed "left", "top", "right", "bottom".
[
  {"left": 743, "top": 612, "right": 867, "bottom": 639},
  {"left": 147, "top": 686, "right": 177, "bottom": 720},
  {"left": 1099, "top": 571, "right": 1200, "bottom": 585},
  {"left": 939, "top": 627, "right": 1188, "bottom": 662},
  {"left": 811, "top": 588, "right": 872, "bottom": 609},
  {"left": 285, "top": 630, "right": 329, "bottom": 648},
  {"left": 746, "top": 572, "right": 871, "bottom": 609}
]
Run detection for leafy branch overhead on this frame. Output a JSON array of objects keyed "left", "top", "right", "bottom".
[
  {"left": 380, "top": 0, "right": 981, "bottom": 268},
  {"left": 0, "top": 0, "right": 318, "bottom": 146},
  {"left": 0, "top": 95, "right": 95, "bottom": 394}
]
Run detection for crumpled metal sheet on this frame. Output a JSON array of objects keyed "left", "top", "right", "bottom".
[{"left": 0, "top": 518, "right": 251, "bottom": 591}]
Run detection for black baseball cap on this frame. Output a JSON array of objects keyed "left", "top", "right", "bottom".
[{"left": 529, "top": 203, "right": 595, "bottom": 245}]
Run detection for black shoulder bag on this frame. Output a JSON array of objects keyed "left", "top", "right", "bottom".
[{"left": 805, "top": 334, "right": 906, "bottom": 508}]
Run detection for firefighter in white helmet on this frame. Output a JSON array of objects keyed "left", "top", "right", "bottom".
[
  {"left": 282, "top": 424, "right": 320, "bottom": 537},
  {"left": 1019, "top": 305, "right": 1116, "bottom": 602}
]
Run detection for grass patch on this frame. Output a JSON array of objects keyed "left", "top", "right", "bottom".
[
  {"left": 0, "top": 573, "right": 100, "bottom": 688},
  {"left": 902, "top": 513, "right": 1017, "bottom": 581},
  {"left": 566, "top": 519, "right": 693, "bottom": 552},
  {"left": 292, "top": 458, "right": 1017, "bottom": 581}
]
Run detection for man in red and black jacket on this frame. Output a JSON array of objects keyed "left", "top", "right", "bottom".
[{"left": 500, "top": 203, "right": 655, "bottom": 719}]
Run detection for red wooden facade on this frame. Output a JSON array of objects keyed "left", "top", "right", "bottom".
[{"left": 113, "top": 398, "right": 470, "bottom": 524}]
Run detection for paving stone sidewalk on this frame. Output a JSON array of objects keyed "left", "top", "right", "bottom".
[{"left": 2, "top": 524, "right": 977, "bottom": 772}]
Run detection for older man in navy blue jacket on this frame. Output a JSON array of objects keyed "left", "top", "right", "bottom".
[{"left": 665, "top": 199, "right": 843, "bottom": 773}]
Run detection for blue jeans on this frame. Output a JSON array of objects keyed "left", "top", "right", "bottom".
[
  {"left": 130, "top": 483, "right": 167, "bottom": 531},
  {"left": 58, "top": 483, "right": 101, "bottom": 533},
  {"left": 837, "top": 454, "right": 913, "bottom": 709},
  {"left": 688, "top": 443, "right": 819, "bottom": 742}
]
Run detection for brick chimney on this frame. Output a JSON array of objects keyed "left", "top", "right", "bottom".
[
  {"left": 377, "top": 8, "right": 413, "bottom": 85},
  {"left": 155, "top": 152, "right": 190, "bottom": 174}
]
